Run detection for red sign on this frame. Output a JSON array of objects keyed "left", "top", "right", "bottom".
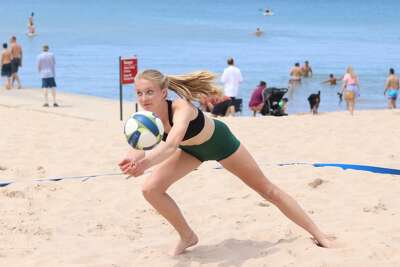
[{"left": 120, "top": 58, "right": 138, "bottom": 84}]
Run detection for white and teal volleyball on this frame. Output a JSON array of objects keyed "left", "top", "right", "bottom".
[{"left": 124, "top": 111, "right": 164, "bottom": 150}]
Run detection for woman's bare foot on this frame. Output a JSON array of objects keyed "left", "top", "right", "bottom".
[{"left": 169, "top": 232, "right": 199, "bottom": 256}]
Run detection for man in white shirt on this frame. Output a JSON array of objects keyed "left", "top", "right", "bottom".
[
  {"left": 221, "top": 57, "right": 243, "bottom": 100},
  {"left": 37, "top": 44, "right": 58, "bottom": 107}
]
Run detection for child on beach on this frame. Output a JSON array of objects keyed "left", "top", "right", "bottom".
[
  {"left": 278, "top": 97, "right": 288, "bottom": 114},
  {"left": 119, "top": 69, "right": 336, "bottom": 256}
]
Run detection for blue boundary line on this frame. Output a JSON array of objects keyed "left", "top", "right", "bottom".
[
  {"left": 313, "top": 163, "right": 400, "bottom": 175},
  {"left": 1, "top": 163, "right": 399, "bottom": 188}
]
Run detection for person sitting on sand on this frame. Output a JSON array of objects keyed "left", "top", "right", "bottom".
[
  {"left": 384, "top": 68, "right": 399, "bottom": 109},
  {"left": 199, "top": 89, "right": 233, "bottom": 117},
  {"left": 119, "top": 69, "right": 337, "bottom": 256}
]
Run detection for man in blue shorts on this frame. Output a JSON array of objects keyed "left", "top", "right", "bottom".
[
  {"left": 384, "top": 68, "right": 399, "bottom": 109},
  {"left": 37, "top": 44, "right": 58, "bottom": 107}
]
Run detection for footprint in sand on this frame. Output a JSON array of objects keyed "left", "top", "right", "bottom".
[
  {"left": 257, "top": 201, "right": 270, "bottom": 207},
  {"left": 363, "top": 201, "right": 387, "bottom": 213},
  {"left": 34, "top": 184, "right": 43, "bottom": 191},
  {"left": 308, "top": 178, "right": 325, "bottom": 188},
  {"left": 3, "top": 190, "right": 25, "bottom": 198},
  {"left": 36, "top": 166, "right": 46, "bottom": 177}
]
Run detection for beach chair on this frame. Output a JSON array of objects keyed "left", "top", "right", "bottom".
[{"left": 260, "top": 87, "right": 288, "bottom": 116}]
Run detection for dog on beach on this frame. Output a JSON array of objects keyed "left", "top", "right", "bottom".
[{"left": 308, "top": 91, "right": 321, "bottom": 115}]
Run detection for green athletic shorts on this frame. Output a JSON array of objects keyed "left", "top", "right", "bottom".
[{"left": 179, "top": 119, "right": 240, "bottom": 162}]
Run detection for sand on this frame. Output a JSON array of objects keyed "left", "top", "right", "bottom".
[{"left": 1, "top": 88, "right": 399, "bottom": 267}]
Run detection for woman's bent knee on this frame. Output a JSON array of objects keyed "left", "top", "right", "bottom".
[{"left": 141, "top": 181, "right": 164, "bottom": 200}]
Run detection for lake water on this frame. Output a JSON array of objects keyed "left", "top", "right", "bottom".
[{"left": 1, "top": 0, "right": 399, "bottom": 114}]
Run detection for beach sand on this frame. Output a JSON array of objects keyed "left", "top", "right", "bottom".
[{"left": 1, "top": 88, "right": 400, "bottom": 267}]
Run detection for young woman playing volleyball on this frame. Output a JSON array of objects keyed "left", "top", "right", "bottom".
[{"left": 118, "top": 69, "right": 336, "bottom": 255}]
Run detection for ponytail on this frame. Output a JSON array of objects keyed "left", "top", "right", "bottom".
[{"left": 136, "top": 69, "right": 221, "bottom": 102}]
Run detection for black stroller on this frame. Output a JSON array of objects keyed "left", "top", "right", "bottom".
[{"left": 260, "top": 87, "right": 288, "bottom": 116}]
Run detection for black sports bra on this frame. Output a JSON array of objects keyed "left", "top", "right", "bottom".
[{"left": 162, "top": 100, "right": 205, "bottom": 141}]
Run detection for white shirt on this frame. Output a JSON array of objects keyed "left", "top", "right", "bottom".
[
  {"left": 37, "top": 52, "right": 56, "bottom": 78},
  {"left": 221, "top": 65, "right": 243, "bottom": 97}
]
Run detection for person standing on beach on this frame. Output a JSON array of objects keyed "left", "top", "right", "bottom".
[
  {"left": 341, "top": 66, "right": 360, "bottom": 115},
  {"left": 289, "top": 62, "right": 302, "bottom": 88},
  {"left": 119, "top": 69, "right": 336, "bottom": 256},
  {"left": 9, "top": 36, "right": 22, "bottom": 89},
  {"left": 221, "top": 57, "right": 243, "bottom": 112},
  {"left": 37, "top": 45, "right": 58, "bottom": 107},
  {"left": 301, "top": 60, "right": 313, "bottom": 77},
  {"left": 1, "top": 43, "right": 12, "bottom": 90},
  {"left": 384, "top": 68, "right": 399, "bottom": 109}
]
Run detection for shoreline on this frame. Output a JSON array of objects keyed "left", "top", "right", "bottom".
[{"left": 0, "top": 87, "right": 393, "bottom": 118}]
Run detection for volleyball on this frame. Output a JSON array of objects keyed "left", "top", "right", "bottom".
[{"left": 124, "top": 111, "right": 164, "bottom": 150}]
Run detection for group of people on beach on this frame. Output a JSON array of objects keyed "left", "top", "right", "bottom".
[
  {"left": 1, "top": 36, "right": 22, "bottom": 90},
  {"left": 1, "top": 12, "right": 35, "bottom": 90},
  {"left": 199, "top": 57, "right": 399, "bottom": 118},
  {"left": 252, "top": 61, "right": 399, "bottom": 116},
  {"left": 289, "top": 60, "right": 313, "bottom": 85},
  {"left": 1, "top": 12, "right": 59, "bottom": 107},
  {"left": 321, "top": 66, "right": 399, "bottom": 114},
  {"left": 200, "top": 57, "right": 290, "bottom": 117}
]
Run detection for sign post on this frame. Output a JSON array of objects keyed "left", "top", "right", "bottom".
[{"left": 119, "top": 56, "right": 138, "bottom": 121}]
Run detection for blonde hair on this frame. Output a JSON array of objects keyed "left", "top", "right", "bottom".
[
  {"left": 135, "top": 69, "right": 221, "bottom": 102},
  {"left": 346, "top": 66, "right": 357, "bottom": 79}
]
